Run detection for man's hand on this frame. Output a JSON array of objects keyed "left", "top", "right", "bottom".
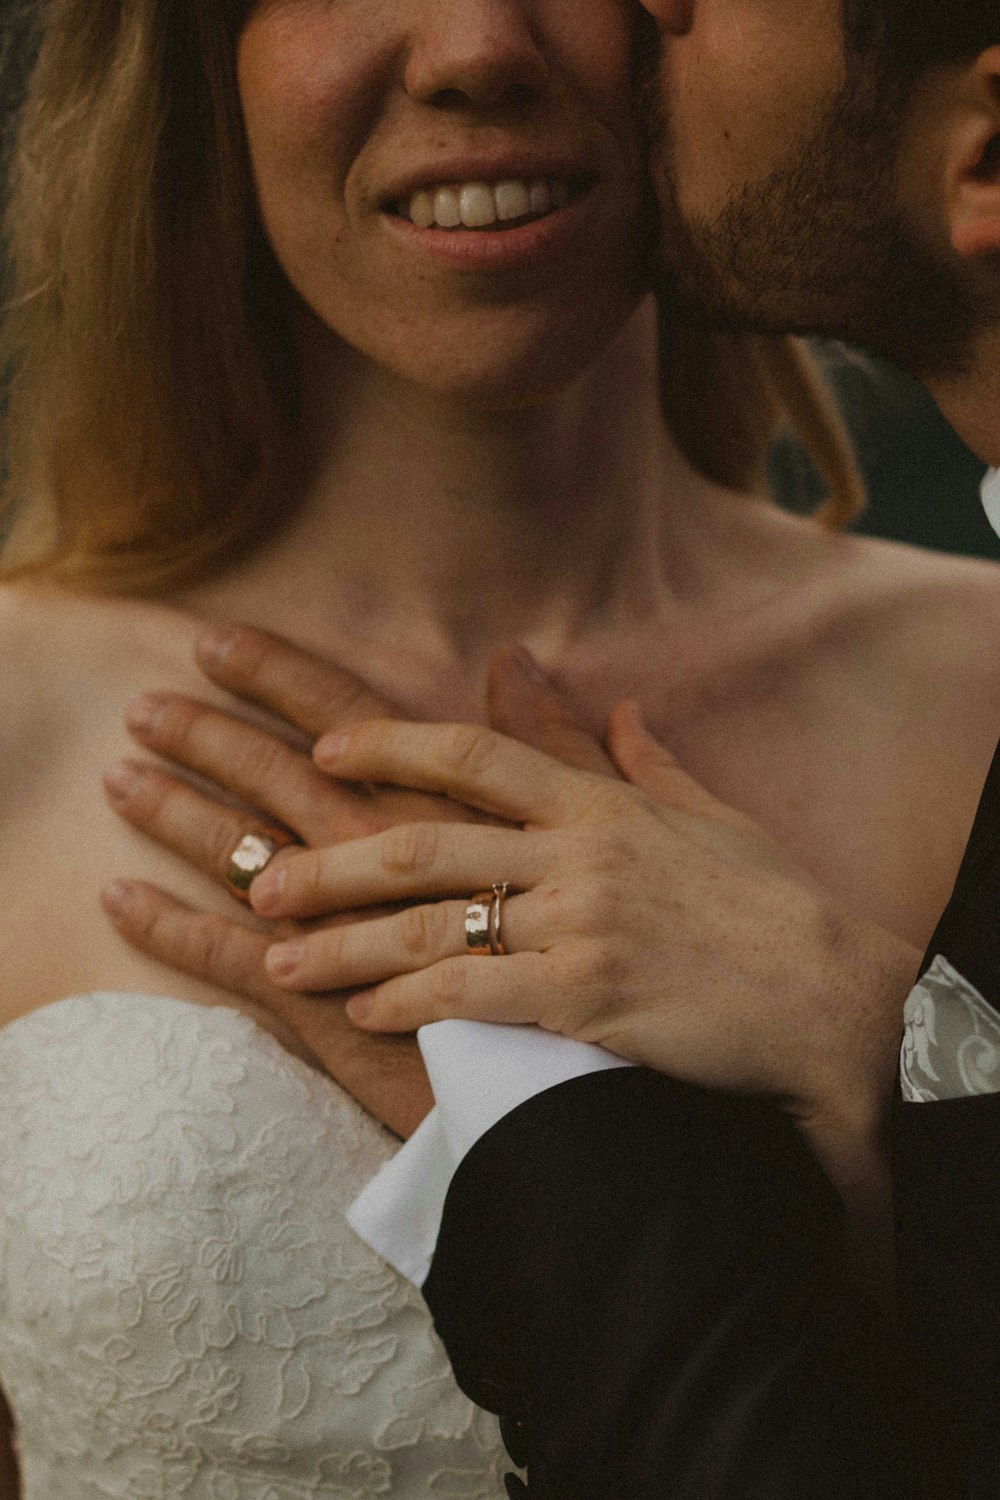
[{"left": 244, "top": 703, "right": 920, "bottom": 1212}]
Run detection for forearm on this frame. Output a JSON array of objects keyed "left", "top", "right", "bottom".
[{"left": 426, "top": 1069, "right": 905, "bottom": 1498}]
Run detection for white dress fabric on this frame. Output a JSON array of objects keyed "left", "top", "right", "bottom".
[{"left": 0, "top": 992, "right": 507, "bottom": 1498}]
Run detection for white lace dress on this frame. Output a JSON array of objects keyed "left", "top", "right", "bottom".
[{"left": 0, "top": 992, "right": 508, "bottom": 1498}]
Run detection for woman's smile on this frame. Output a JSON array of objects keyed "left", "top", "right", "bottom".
[
  {"left": 237, "top": 0, "right": 646, "bottom": 402},
  {"left": 379, "top": 163, "right": 600, "bottom": 273}
]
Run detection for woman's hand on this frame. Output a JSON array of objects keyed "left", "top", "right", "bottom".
[
  {"left": 101, "top": 626, "right": 617, "bottom": 1135},
  {"left": 249, "top": 708, "right": 920, "bottom": 1204}
]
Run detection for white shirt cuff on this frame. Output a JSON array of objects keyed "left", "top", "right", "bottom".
[
  {"left": 347, "top": 1020, "right": 634, "bottom": 1286},
  {"left": 980, "top": 466, "right": 1000, "bottom": 538}
]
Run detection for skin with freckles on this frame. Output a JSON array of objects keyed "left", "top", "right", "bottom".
[
  {"left": 6, "top": 0, "right": 1000, "bottom": 1164},
  {"left": 238, "top": 0, "right": 646, "bottom": 405}
]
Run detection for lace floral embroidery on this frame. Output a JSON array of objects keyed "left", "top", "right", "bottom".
[
  {"left": 900, "top": 955, "right": 1000, "bottom": 1103},
  {"left": 0, "top": 993, "right": 506, "bottom": 1498}
]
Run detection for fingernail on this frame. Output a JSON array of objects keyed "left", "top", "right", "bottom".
[
  {"left": 125, "top": 693, "right": 167, "bottom": 735},
  {"left": 197, "top": 626, "right": 237, "bottom": 668},
  {"left": 102, "top": 880, "right": 136, "bottom": 918},
  {"left": 250, "top": 865, "right": 286, "bottom": 915},
  {"left": 104, "top": 761, "right": 144, "bottom": 804},
  {"left": 511, "top": 646, "right": 551, "bottom": 685},
  {"left": 346, "top": 994, "right": 373, "bottom": 1025},
  {"left": 314, "top": 731, "right": 349, "bottom": 767},
  {"left": 266, "top": 940, "right": 303, "bottom": 978}
]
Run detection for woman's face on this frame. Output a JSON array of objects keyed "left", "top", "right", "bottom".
[{"left": 237, "top": 0, "right": 648, "bottom": 407}]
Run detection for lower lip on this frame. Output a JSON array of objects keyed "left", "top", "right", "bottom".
[{"left": 381, "top": 190, "right": 595, "bottom": 273}]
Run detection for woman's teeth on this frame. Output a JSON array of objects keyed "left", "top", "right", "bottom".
[{"left": 404, "top": 178, "right": 573, "bottom": 230}]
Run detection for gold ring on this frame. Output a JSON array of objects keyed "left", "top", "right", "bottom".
[
  {"left": 225, "top": 831, "right": 296, "bottom": 901},
  {"left": 466, "top": 883, "right": 510, "bottom": 956},
  {"left": 465, "top": 892, "right": 493, "bottom": 955},
  {"left": 488, "top": 882, "right": 509, "bottom": 956}
]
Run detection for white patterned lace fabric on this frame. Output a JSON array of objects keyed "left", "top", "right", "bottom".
[
  {"left": 0, "top": 993, "right": 507, "bottom": 1498},
  {"left": 900, "top": 954, "right": 1000, "bottom": 1103}
]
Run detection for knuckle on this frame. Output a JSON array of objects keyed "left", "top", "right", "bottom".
[
  {"left": 444, "top": 724, "right": 497, "bottom": 780},
  {"left": 207, "top": 813, "right": 246, "bottom": 874},
  {"left": 556, "top": 877, "right": 621, "bottom": 937},
  {"left": 234, "top": 732, "right": 289, "bottom": 792},
  {"left": 126, "top": 889, "right": 162, "bottom": 945},
  {"left": 560, "top": 938, "right": 623, "bottom": 994},
  {"left": 318, "top": 673, "right": 374, "bottom": 726},
  {"left": 573, "top": 778, "right": 632, "bottom": 826},
  {"left": 124, "top": 767, "right": 173, "bottom": 822},
  {"left": 190, "top": 915, "right": 241, "bottom": 986},
  {"left": 290, "top": 847, "right": 325, "bottom": 903},
  {"left": 433, "top": 961, "right": 467, "bottom": 1013},
  {"left": 154, "top": 695, "right": 200, "bottom": 754},
  {"left": 313, "top": 924, "right": 346, "bottom": 970},
  {"left": 231, "top": 627, "right": 272, "bottom": 685},
  {"left": 399, "top": 902, "right": 448, "bottom": 962},
  {"left": 382, "top": 821, "right": 440, "bottom": 877}
]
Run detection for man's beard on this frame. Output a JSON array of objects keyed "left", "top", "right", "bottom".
[{"left": 649, "top": 65, "right": 980, "bottom": 382}]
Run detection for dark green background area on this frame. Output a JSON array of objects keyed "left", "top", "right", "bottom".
[
  {"left": 0, "top": 6, "right": 995, "bottom": 563},
  {"left": 772, "top": 349, "right": 999, "bottom": 561}
]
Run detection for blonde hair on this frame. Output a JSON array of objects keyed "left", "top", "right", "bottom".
[{"left": 0, "top": 0, "right": 864, "bottom": 595}]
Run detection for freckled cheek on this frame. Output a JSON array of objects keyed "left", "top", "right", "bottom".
[{"left": 237, "top": 36, "right": 371, "bottom": 214}]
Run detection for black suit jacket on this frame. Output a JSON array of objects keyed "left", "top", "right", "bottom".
[{"left": 423, "top": 745, "right": 1000, "bottom": 1498}]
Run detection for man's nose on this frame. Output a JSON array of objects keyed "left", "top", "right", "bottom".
[{"left": 404, "top": 0, "right": 550, "bottom": 112}]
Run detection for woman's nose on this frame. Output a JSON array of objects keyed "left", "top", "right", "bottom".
[{"left": 404, "top": 0, "right": 550, "bottom": 112}]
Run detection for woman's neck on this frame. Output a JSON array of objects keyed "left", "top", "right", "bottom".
[{"left": 183, "top": 299, "right": 722, "bottom": 709}]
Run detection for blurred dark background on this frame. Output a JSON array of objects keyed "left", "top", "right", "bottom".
[
  {"left": 0, "top": 5, "right": 995, "bottom": 562},
  {"left": 771, "top": 349, "right": 998, "bottom": 560}
]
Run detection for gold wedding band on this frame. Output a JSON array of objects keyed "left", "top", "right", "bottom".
[
  {"left": 488, "top": 882, "right": 509, "bottom": 956},
  {"left": 225, "top": 831, "right": 296, "bottom": 901},
  {"left": 465, "top": 883, "right": 510, "bottom": 956}
]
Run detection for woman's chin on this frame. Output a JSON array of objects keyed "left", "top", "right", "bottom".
[{"left": 355, "top": 306, "right": 643, "bottom": 414}]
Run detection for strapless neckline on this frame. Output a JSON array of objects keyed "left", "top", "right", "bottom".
[{"left": 0, "top": 988, "right": 306, "bottom": 1049}]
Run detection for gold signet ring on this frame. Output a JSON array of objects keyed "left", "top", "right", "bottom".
[{"left": 225, "top": 831, "right": 295, "bottom": 901}]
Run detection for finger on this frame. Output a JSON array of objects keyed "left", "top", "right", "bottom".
[
  {"left": 100, "top": 879, "right": 435, "bottom": 1137},
  {"left": 196, "top": 625, "right": 395, "bottom": 738},
  {"left": 101, "top": 878, "right": 282, "bottom": 1005},
  {"left": 345, "top": 951, "right": 554, "bottom": 1033},
  {"left": 124, "top": 692, "right": 361, "bottom": 839},
  {"left": 248, "top": 822, "right": 546, "bottom": 919},
  {"left": 607, "top": 700, "right": 749, "bottom": 826},
  {"left": 313, "top": 720, "right": 613, "bottom": 827},
  {"left": 104, "top": 759, "right": 297, "bottom": 893},
  {"left": 488, "top": 645, "right": 619, "bottom": 777},
  {"left": 263, "top": 890, "right": 537, "bottom": 991}
]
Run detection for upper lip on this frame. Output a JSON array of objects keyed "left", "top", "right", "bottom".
[{"left": 378, "top": 151, "right": 596, "bottom": 209}]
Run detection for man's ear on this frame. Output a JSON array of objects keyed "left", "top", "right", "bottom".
[
  {"left": 636, "top": 0, "right": 695, "bottom": 36},
  {"left": 949, "top": 47, "right": 1000, "bottom": 260}
]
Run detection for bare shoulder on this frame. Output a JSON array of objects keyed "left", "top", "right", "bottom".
[
  {"left": 824, "top": 532, "right": 1000, "bottom": 712},
  {"left": 0, "top": 581, "right": 206, "bottom": 814}
]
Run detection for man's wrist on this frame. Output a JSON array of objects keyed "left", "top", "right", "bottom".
[{"left": 796, "top": 910, "right": 919, "bottom": 1194}]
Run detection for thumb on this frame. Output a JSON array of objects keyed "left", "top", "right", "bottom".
[
  {"left": 488, "top": 645, "right": 619, "bottom": 777},
  {"left": 607, "top": 700, "right": 739, "bottom": 821}
]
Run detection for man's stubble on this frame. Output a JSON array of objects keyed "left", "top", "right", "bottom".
[{"left": 648, "top": 59, "right": 979, "bottom": 381}]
